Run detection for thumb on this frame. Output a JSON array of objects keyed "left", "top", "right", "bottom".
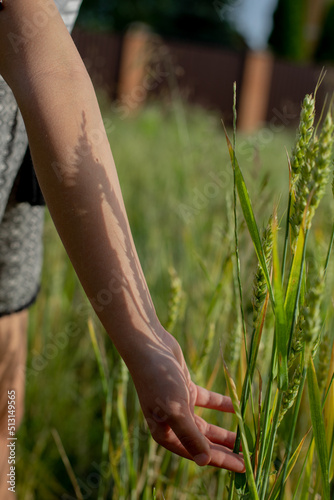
[{"left": 170, "top": 413, "right": 211, "bottom": 466}]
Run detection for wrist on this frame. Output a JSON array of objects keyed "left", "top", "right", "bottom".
[{"left": 103, "top": 315, "right": 174, "bottom": 374}]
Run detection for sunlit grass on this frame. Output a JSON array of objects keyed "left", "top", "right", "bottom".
[{"left": 16, "top": 99, "right": 333, "bottom": 499}]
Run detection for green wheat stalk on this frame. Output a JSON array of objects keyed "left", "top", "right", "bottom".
[{"left": 223, "top": 79, "right": 333, "bottom": 499}]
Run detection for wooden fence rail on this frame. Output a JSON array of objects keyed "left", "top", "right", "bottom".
[{"left": 72, "top": 27, "right": 334, "bottom": 131}]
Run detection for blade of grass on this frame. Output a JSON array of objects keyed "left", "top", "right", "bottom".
[
  {"left": 324, "top": 222, "right": 334, "bottom": 277},
  {"left": 229, "top": 314, "right": 264, "bottom": 496},
  {"left": 296, "top": 438, "right": 315, "bottom": 500},
  {"left": 255, "top": 350, "right": 276, "bottom": 490},
  {"left": 51, "top": 428, "right": 84, "bottom": 500},
  {"left": 253, "top": 369, "right": 263, "bottom": 476},
  {"left": 227, "top": 81, "right": 248, "bottom": 500},
  {"left": 272, "top": 214, "right": 288, "bottom": 391},
  {"left": 222, "top": 122, "right": 274, "bottom": 307},
  {"left": 88, "top": 318, "right": 109, "bottom": 397},
  {"left": 88, "top": 319, "right": 113, "bottom": 500},
  {"left": 116, "top": 360, "right": 137, "bottom": 496},
  {"left": 284, "top": 226, "right": 307, "bottom": 353},
  {"left": 307, "top": 357, "right": 330, "bottom": 500},
  {"left": 268, "top": 427, "right": 311, "bottom": 500},
  {"left": 248, "top": 295, "right": 270, "bottom": 384},
  {"left": 231, "top": 81, "right": 248, "bottom": 360},
  {"left": 277, "top": 366, "right": 307, "bottom": 500},
  {"left": 233, "top": 293, "right": 269, "bottom": 459},
  {"left": 324, "top": 343, "right": 334, "bottom": 481},
  {"left": 329, "top": 428, "right": 334, "bottom": 484},
  {"left": 259, "top": 390, "right": 284, "bottom": 500},
  {"left": 293, "top": 370, "right": 334, "bottom": 499},
  {"left": 281, "top": 150, "right": 292, "bottom": 281},
  {"left": 222, "top": 357, "right": 259, "bottom": 500}
]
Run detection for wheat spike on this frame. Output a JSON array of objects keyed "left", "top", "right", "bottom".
[
  {"left": 278, "top": 365, "right": 302, "bottom": 427},
  {"left": 165, "top": 266, "right": 183, "bottom": 333},
  {"left": 290, "top": 94, "right": 315, "bottom": 187},
  {"left": 252, "top": 217, "right": 273, "bottom": 327},
  {"left": 290, "top": 106, "right": 334, "bottom": 250}
]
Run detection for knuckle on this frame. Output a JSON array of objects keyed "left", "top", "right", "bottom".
[
  {"left": 150, "top": 425, "right": 171, "bottom": 446},
  {"left": 153, "top": 397, "right": 184, "bottom": 423},
  {"left": 194, "top": 415, "right": 207, "bottom": 434},
  {"left": 179, "top": 433, "right": 198, "bottom": 450},
  {"left": 179, "top": 435, "right": 192, "bottom": 449}
]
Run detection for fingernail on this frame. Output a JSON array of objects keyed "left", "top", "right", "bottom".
[
  {"left": 237, "top": 460, "right": 246, "bottom": 473},
  {"left": 194, "top": 453, "right": 210, "bottom": 466}
]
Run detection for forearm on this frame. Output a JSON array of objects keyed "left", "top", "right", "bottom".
[
  {"left": 0, "top": 0, "right": 161, "bottom": 367},
  {"left": 0, "top": 1, "right": 248, "bottom": 472}
]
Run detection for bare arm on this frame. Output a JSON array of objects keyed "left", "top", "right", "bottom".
[{"left": 0, "top": 0, "right": 244, "bottom": 471}]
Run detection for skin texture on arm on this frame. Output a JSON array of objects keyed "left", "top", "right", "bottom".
[{"left": 0, "top": 0, "right": 245, "bottom": 472}]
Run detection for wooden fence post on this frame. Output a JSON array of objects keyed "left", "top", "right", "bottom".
[
  {"left": 238, "top": 50, "right": 273, "bottom": 133},
  {"left": 117, "top": 23, "right": 153, "bottom": 113}
]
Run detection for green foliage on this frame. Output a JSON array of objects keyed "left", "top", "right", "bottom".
[
  {"left": 307, "top": 359, "right": 330, "bottom": 500},
  {"left": 224, "top": 87, "right": 334, "bottom": 499},
  {"left": 315, "top": 3, "right": 334, "bottom": 63},
  {"left": 76, "top": 0, "right": 244, "bottom": 48},
  {"left": 269, "top": 0, "right": 308, "bottom": 61}
]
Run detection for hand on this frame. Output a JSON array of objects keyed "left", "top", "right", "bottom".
[{"left": 129, "top": 327, "right": 245, "bottom": 472}]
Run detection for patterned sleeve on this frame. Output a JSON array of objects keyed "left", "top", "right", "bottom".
[
  {"left": 0, "top": 0, "right": 84, "bottom": 316},
  {"left": 55, "top": 0, "right": 83, "bottom": 32},
  {"left": 0, "top": 0, "right": 83, "bottom": 219}
]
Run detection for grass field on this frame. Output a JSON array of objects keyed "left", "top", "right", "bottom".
[{"left": 16, "top": 97, "right": 334, "bottom": 499}]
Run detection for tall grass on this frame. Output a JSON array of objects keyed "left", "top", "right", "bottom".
[
  {"left": 15, "top": 97, "right": 333, "bottom": 499},
  {"left": 224, "top": 84, "right": 334, "bottom": 499}
]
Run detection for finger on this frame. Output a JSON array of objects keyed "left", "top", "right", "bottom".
[
  {"left": 150, "top": 422, "right": 194, "bottom": 460},
  {"left": 171, "top": 413, "right": 212, "bottom": 465},
  {"left": 150, "top": 422, "right": 245, "bottom": 472},
  {"left": 209, "top": 443, "right": 245, "bottom": 472},
  {"left": 194, "top": 384, "right": 235, "bottom": 413},
  {"left": 195, "top": 415, "right": 237, "bottom": 449}
]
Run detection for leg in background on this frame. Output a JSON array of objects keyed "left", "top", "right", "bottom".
[{"left": 0, "top": 310, "right": 28, "bottom": 500}]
